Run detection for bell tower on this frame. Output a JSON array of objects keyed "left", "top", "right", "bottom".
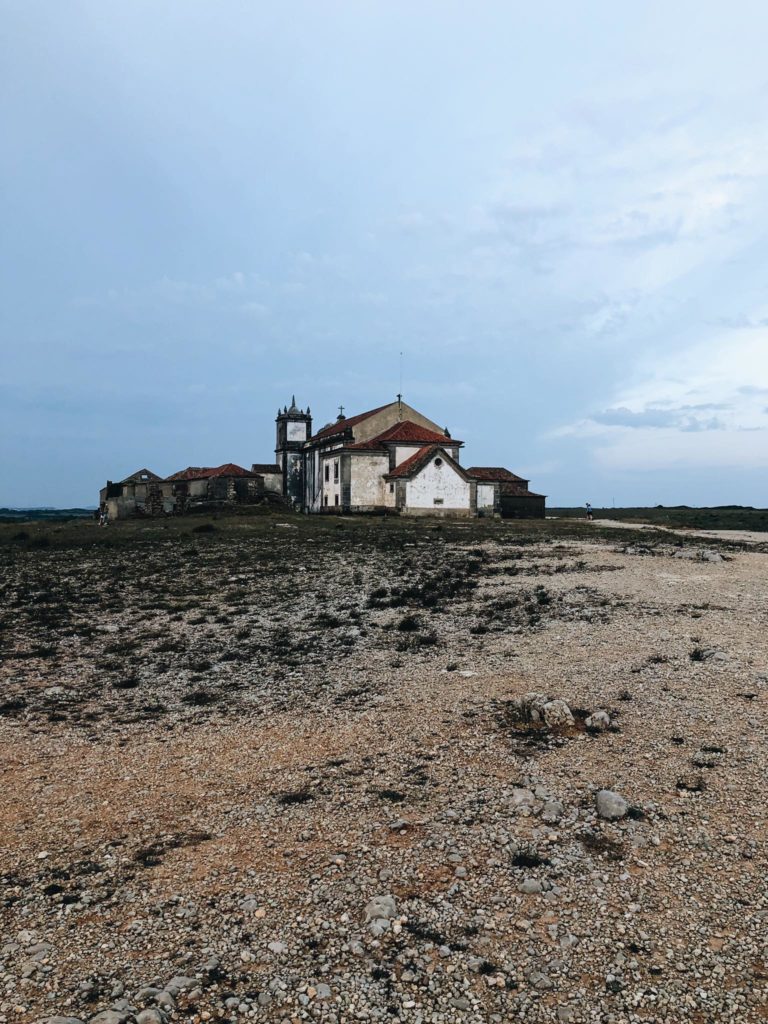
[{"left": 275, "top": 397, "right": 312, "bottom": 507}]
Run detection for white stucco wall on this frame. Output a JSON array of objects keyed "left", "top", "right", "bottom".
[
  {"left": 384, "top": 479, "right": 397, "bottom": 507},
  {"left": 350, "top": 455, "right": 390, "bottom": 507},
  {"left": 321, "top": 455, "right": 342, "bottom": 508},
  {"left": 405, "top": 455, "right": 470, "bottom": 509},
  {"left": 394, "top": 445, "right": 419, "bottom": 466},
  {"left": 287, "top": 421, "right": 307, "bottom": 442},
  {"left": 477, "top": 484, "right": 495, "bottom": 508}
]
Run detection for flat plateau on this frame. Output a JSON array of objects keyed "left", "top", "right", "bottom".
[{"left": 1, "top": 516, "right": 766, "bottom": 1023}]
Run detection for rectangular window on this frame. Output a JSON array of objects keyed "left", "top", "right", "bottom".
[
  {"left": 324, "top": 495, "right": 328, "bottom": 506},
  {"left": 334, "top": 460, "right": 339, "bottom": 482},
  {"left": 389, "top": 483, "right": 394, "bottom": 494},
  {"left": 334, "top": 494, "right": 339, "bottom": 506},
  {"left": 324, "top": 464, "right": 329, "bottom": 482},
  {"left": 433, "top": 497, "right": 444, "bottom": 506}
]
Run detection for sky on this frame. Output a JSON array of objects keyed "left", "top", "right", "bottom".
[{"left": 3, "top": 1, "right": 768, "bottom": 507}]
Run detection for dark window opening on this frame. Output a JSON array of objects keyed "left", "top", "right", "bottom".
[
  {"left": 324, "top": 464, "right": 329, "bottom": 482},
  {"left": 334, "top": 460, "right": 339, "bottom": 482},
  {"left": 334, "top": 494, "right": 339, "bottom": 506}
]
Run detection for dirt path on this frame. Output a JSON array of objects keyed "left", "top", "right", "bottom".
[{"left": 557, "top": 515, "right": 768, "bottom": 545}]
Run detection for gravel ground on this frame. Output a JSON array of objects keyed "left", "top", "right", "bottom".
[{"left": 0, "top": 517, "right": 766, "bottom": 1024}]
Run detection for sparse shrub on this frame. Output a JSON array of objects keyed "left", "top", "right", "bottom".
[
  {"left": 511, "top": 846, "right": 550, "bottom": 869},
  {"left": 113, "top": 677, "right": 139, "bottom": 690},
  {"left": 181, "top": 689, "right": 216, "bottom": 706},
  {"left": 397, "top": 613, "right": 422, "bottom": 632},
  {"left": 278, "top": 790, "right": 314, "bottom": 806}
]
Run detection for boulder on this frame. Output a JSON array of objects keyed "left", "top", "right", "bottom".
[
  {"left": 541, "top": 799, "right": 564, "bottom": 823},
  {"left": 519, "top": 878, "right": 543, "bottom": 894},
  {"left": 596, "top": 789, "right": 628, "bottom": 821},
  {"left": 542, "top": 699, "right": 575, "bottom": 730},
  {"left": 515, "top": 692, "right": 548, "bottom": 723},
  {"left": 510, "top": 787, "right": 535, "bottom": 806},
  {"left": 37, "top": 1019, "right": 85, "bottom": 1024},
  {"left": 163, "top": 977, "right": 198, "bottom": 997},
  {"left": 137, "top": 1012, "right": 166, "bottom": 1024},
  {"left": 365, "top": 893, "right": 398, "bottom": 936},
  {"left": 585, "top": 710, "right": 611, "bottom": 731}
]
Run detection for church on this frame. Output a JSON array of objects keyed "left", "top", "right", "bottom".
[
  {"left": 271, "top": 396, "right": 545, "bottom": 518},
  {"left": 99, "top": 396, "right": 544, "bottom": 519}
]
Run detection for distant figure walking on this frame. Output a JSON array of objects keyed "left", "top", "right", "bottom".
[{"left": 585, "top": 502, "right": 593, "bottom": 521}]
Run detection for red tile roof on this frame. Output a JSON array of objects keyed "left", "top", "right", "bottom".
[
  {"left": 309, "top": 403, "right": 395, "bottom": 441},
  {"left": 466, "top": 466, "right": 528, "bottom": 483},
  {"left": 386, "top": 446, "right": 437, "bottom": 478},
  {"left": 386, "top": 444, "right": 471, "bottom": 480},
  {"left": 342, "top": 421, "right": 462, "bottom": 452},
  {"left": 165, "top": 466, "right": 213, "bottom": 481},
  {"left": 205, "top": 463, "right": 256, "bottom": 479},
  {"left": 371, "top": 421, "right": 462, "bottom": 445},
  {"left": 165, "top": 463, "right": 255, "bottom": 481}
]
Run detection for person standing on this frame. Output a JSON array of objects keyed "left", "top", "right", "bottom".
[{"left": 585, "top": 502, "right": 593, "bottom": 521}]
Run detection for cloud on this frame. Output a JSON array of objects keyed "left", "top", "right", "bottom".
[
  {"left": 552, "top": 321, "right": 768, "bottom": 471},
  {"left": 591, "top": 404, "right": 728, "bottom": 431},
  {"left": 711, "top": 315, "right": 768, "bottom": 330},
  {"left": 240, "top": 301, "right": 269, "bottom": 317},
  {"left": 461, "top": 92, "right": 768, "bottom": 310}
]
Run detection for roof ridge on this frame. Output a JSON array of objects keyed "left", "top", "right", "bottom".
[{"left": 309, "top": 401, "right": 396, "bottom": 441}]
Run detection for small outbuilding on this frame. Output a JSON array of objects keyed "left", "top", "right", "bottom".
[{"left": 466, "top": 467, "right": 546, "bottom": 518}]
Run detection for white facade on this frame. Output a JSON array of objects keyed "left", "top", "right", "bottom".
[
  {"left": 477, "top": 483, "right": 495, "bottom": 509},
  {"left": 404, "top": 453, "right": 471, "bottom": 512},
  {"left": 287, "top": 421, "right": 307, "bottom": 442},
  {"left": 349, "top": 455, "right": 391, "bottom": 508},
  {"left": 321, "top": 454, "right": 342, "bottom": 509}
]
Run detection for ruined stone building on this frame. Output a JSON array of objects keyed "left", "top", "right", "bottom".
[
  {"left": 100, "top": 396, "right": 545, "bottom": 519},
  {"left": 100, "top": 464, "right": 273, "bottom": 520}
]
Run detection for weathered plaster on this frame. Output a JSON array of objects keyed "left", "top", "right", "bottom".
[{"left": 404, "top": 454, "right": 470, "bottom": 511}]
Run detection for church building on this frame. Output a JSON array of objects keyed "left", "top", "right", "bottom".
[
  {"left": 271, "top": 396, "right": 545, "bottom": 518},
  {"left": 100, "top": 396, "right": 544, "bottom": 519}
]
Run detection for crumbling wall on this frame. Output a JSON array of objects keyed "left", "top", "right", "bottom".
[
  {"left": 349, "top": 455, "right": 390, "bottom": 509},
  {"left": 285, "top": 452, "right": 304, "bottom": 507}
]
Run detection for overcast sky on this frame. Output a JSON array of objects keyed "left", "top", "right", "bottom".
[{"left": 3, "top": 1, "right": 768, "bottom": 507}]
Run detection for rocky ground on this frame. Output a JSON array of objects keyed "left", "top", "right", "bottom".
[{"left": 0, "top": 515, "right": 766, "bottom": 1024}]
